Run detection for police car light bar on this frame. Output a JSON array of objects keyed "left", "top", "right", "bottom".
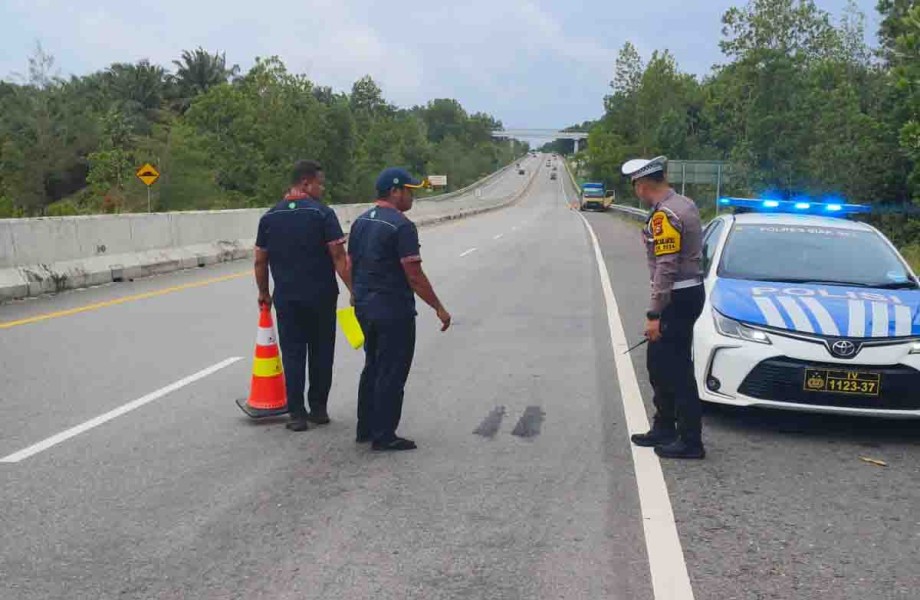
[{"left": 718, "top": 197, "right": 871, "bottom": 216}]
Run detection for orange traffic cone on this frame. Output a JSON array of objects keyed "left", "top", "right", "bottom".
[{"left": 236, "top": 305, "right": 288, "bottom": 418}]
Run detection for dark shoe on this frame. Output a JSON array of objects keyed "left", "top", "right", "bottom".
[
  {"left": 306, "top": 412, "right": 330, "bottom": 425},
  {"left": 372, "top": 437, "right": 417, "bottom": 451},
  {"left": 630, "top": 428, "right": 677, "bottom": 447},
  {"left": 654, "top": 439, "right": 706, "bottom": 459},
  {"left": 285, "top": 417, "right": 309, "bottom": 432},
  {"left": 356, "top": 433, "right": 372, "bottom": 444}
]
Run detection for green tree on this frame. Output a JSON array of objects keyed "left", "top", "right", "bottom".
[{"left": 171, "top": 48, "right": 239, "bottom": 112}]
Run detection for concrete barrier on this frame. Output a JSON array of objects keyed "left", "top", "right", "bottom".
[{"left": 0, "top": 160, "right": 537, "bottom": 301}]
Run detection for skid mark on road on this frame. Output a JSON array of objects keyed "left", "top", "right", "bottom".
[
  {"left": 473, "top": 406, "right": 507, "bottom": 439},
  {"left": 511, "top": 406, "right": 545, "bottom": 438}
]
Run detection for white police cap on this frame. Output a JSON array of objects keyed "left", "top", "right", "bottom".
[{"left": 621, "top": 156, "right": 668, "bottom": 181}]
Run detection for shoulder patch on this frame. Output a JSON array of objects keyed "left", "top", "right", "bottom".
[{"left": 651, "top": 210, "right": 681, "bottom": 256}]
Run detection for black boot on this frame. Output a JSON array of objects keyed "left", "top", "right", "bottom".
[
  {"left": 654, "top": 438, "right": 706, "bottom": 459},
  {"left": 306, "top": 411, "right": 330, "bottom": 425},
  {"left": 285, "top": 415, "right": 309, "bottom": 432},
  {"left": 630, "top": 426, "right": 677, "bottom": 447}
]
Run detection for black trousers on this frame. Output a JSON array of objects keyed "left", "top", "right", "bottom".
[
  {"left": 646, "top": 285, "right": 706, "bottom": 442},
  {"left": 355, "top": 314, "right": 416, "bottom": 443},
  {"left": 275, "top": 297, "right": 337, "bottom": 418}
]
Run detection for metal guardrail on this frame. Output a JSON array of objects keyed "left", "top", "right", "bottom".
[
  {"left": 609, "top": 204, "right": 649, "bottom": 221},
  {"left": 422, "top": 157, "right": 525, "bottom": 202}
]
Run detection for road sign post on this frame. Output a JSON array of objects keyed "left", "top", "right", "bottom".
[
  {"left": 667, "top": 160, "right": 730, "bottom": 213},
  {"left": 135, "top": 163, "right": 160, "bottom": 213}
]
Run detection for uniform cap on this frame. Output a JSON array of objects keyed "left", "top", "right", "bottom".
[
  {"left": 621, "top": 156, "right": 668, "bottom": 181},
  {"left": 376, "top": 167, "right": 426, "bottom": 197}
]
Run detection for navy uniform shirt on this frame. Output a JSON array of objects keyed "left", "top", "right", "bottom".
[
  {"left": 255, "top": 195, "right": 345, "bottom": 304},
  {"left": 348, "top": 202, "right": 421, "bottom": 320}
]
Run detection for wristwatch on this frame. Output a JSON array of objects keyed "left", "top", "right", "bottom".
[{"left": 646, "top": 311, "right": 661, "bottom": 320}]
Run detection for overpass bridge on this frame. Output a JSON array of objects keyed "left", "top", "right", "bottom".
[{"left": 492, "top": 128, "right": 589, "bottom": 153}]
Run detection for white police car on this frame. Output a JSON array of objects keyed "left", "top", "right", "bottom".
[{"left": 694, "top": 198, "right": 920, "bottom": 417}]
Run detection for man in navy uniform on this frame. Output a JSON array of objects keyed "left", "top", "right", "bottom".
[
  {"left": 348, "top": 168, "right": 452, "bottom": 451},
  {"left": 622, "top": 156, "right": 706, "bottom": 459},
  {"left": 254, "top": 160, "right": 352, "bottom": 432}
]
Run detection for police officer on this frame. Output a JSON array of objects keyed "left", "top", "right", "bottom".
[
  {"left": 348, "top": 167, "right": 452, "bottom": 451},
  {"left": 622, "top": 156, "right": 706, "bottom": 459},
  {"left": 254, "top": 160, "right": 352, "bottom": 432}
]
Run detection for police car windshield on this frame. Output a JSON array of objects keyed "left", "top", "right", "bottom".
[{"left": 718, "top": 223, "right": 918, "bottom": 289}]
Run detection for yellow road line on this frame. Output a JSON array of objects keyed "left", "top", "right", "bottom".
[{"left": 0, "top": 271, "right": 249, "bottom": 330}]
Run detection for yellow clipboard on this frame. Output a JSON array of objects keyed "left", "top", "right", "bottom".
[{"left": 337, "top": 306, "right": 365, "bottom": 349}]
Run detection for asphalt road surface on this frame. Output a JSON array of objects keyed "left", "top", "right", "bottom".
[{"left": 1, "top": 156, "right": 917, "bottom": 600}]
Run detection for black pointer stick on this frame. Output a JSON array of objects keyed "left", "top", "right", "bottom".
[{"left": 623, "top": 337, "right": 648, "bottom": 354}]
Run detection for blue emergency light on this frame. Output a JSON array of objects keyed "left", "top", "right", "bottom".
[{"left": 718, "top": 197, "right": 871, "bottom": 216}]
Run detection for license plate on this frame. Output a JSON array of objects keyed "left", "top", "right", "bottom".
[{"left": 803, "top": 369, "right": 881, "bottom": 396}]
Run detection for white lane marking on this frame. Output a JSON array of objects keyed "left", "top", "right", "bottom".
[
  {"left": 753, "top": 297, "right": 786, "bottom": 329},
  {"left": 0, "top": 357, "right": 243, "bottom": 464},
  {"left": 493, "top": 234, "right": 504, "bottom": 240},
  {"left": 575, "top": 211, "right": 695, "bottom": 600},
  {"left": 871, "top": 302, "right": 890, "bottom": 337},
  {"left": 460, "top": 248, "right": 478, "bottom": 257},
  {"left": 800, "top": 297, "right": 839, "bottom": 336},
  {"left": 895, "top": 305, "right": 912, "bottom": 336},
  {"left": 848, "top": 300, "right": 866, "bottom": 337},
  {"left": 777, "top": 296, "right": 815, "bottom": 333}
]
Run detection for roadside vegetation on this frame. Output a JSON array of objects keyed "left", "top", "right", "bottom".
[
  {"left": 0, "top": 49, "right": 527, "bottom": 217},
  {"left": 552, "top": 0, "right": 920, "bottom": 268}
]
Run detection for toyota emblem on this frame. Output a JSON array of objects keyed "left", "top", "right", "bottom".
[{"left": 831, "top": 340, "right": 857, "bottom": 358}]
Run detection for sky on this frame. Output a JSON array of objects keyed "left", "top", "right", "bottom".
[{"left": 0, "top": 0, "right": 881, "bottom": 134}]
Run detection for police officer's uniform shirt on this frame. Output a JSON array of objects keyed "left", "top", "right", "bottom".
[
  {"left": 349, "top": 202, "right": 421, "bottom": 320},
  {"left": 255, "top": 196, "right": 345, "bottom": 304},
  {"left": 643, "top": 189, "right": 703, "bottom": 313}
]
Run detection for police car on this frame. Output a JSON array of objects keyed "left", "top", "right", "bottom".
[{"left": 694, "top": 198, "right": 920, "bottom": 417}]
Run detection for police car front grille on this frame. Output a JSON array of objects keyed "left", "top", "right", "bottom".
[{"left": 739, "top": 357, "right": 920, "bottom": 410}]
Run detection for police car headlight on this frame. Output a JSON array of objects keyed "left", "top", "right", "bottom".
[
  {"left": 714, "top": 311, "right": 771, "bottom": 345},
  {"left": 909, "top": 341, "right": 920, "bottom": 354}
]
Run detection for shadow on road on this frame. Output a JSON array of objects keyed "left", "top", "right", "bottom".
[{"left": 702, "top": 402, "right": 920, "bottom": 446}]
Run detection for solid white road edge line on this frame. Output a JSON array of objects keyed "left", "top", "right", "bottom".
[
  {"left": 561, "top": 170, "right": 695, "bottom": 600},
  {"left": 460, "top": 248, "right": 478, "bottom": 257},
  {"left": 0, "top": 356, "right": 244, "bottom": 464},
  {"left": 493, "top": 234, "right": 504, "bottom": 240}
]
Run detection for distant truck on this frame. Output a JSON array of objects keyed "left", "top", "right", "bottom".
[{"left": 579, "top": 182, "right": 614, "bottom": 211}]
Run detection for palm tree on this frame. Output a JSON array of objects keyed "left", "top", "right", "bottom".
[
  {"left": 169, "top": 48, "right": 239, "bottom": 111},
  {"left": 105, "top": 60, "right": 166, "bottom": 112}
]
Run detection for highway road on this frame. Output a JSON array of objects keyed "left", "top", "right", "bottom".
[{"left": 1, "top": 155, "right": 918, "bottom": 600}]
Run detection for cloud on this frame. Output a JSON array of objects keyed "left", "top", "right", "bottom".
[{"left": 0, "top": 0, "right": 882, "bottom": 128}]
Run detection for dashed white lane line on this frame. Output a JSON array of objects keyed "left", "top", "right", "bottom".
[
  {"left": 493, "top": 234, "right": 504, "bottom": 240},
  {"left": 459, "top": 248, "right": 478, "bottom": 257},
  {"left": 0, "top": 357, "right": 243, "bottom": 464},
  {"left": 562, "top": 169, "right": 694, "bottom": 599}
]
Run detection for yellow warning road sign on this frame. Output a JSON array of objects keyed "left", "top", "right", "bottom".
[{"left": 136, "top": 163, "right": 160, "bottom": 186}]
